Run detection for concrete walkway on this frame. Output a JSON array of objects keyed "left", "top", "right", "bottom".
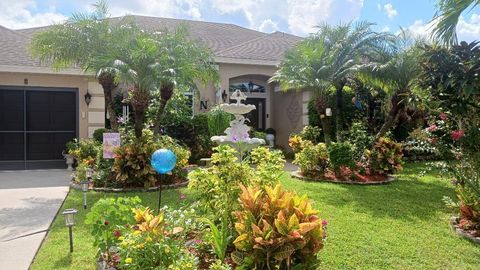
[{"left": 0, "top": 170, "right": 70, "bottom": 270}]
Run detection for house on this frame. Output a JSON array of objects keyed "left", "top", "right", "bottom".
[{"left": 0, "top": 15, "right": 311, "bottom": 170}]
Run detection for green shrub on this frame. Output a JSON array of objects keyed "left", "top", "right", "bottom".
[
  {"left": 116, "top": 207, "right": 198, "bottom": 270},
  {"left": 111, "top": 134, "right": 190, "bottom": 188},
  {"left": 67, "top": 138, "right": 100, "bottom": 161},
  {"left": 299, "top": 125, "right": 322, "bottom": 144},
  {"left": 84, "top": 197, "right": 142, "bottom": 256},
  {"left": 188, "top": 145, "right": 284, "bottom": 221},
  {"left": 444, "top": 158, "right": 480, "bottom": 232},
  {"left": 250, "top": 147, "right": 285, "bottom": 186},
  {"left": 366, "top": 137, "right": 403, "bottom": 175},
  {"left": 293, "top": 141, "right": 329, "bottom": 177},
  {"left": 93, "top": 128, "right": 111, "bottom": 143},
  {"left": 328, "top": 142, "right": 354, "bottom": 174},
  {"left": 207, "top": 105, "right": 233, "bottom": 136},
  {"left": 232, "top": 184, "right": 326, "bottom": 269},
  {"left": 347, "top": 122, "right": 373, "bottom": 161}
]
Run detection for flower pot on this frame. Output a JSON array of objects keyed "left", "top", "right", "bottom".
[
  {"left": 63, "top": 154, "right": 74, "bottom": 171},
  {"left": 265, "top": 133, "right": 275, "bottom": 147}
]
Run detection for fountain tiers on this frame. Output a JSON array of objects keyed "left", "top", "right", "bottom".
[{"left": 211, "top": 90, "right": 265, "bottom": 153}]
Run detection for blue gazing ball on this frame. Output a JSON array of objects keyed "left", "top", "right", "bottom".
[{"left": 151, "top": 149, "right": 177, "bottom": 174}]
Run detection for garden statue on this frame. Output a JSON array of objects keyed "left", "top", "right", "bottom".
[{"left": 211, "top": 90, "right": 265, "bottom": 160}]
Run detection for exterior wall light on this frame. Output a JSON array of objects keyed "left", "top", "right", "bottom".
[
  {"left": 84, "top": 90, "right": 92, "bottom": 106},
  {"left": 62, "top": 208, "right": 78, "bottom": 252},
  {"left": 326, "top": 108, "right": 332, "bottom": 117}
]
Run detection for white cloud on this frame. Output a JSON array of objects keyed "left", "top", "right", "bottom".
[
  {"left": 383, "top": 3, "right": 397, "bottom": 19},
  {"left": 287, "top": 0, "right": 364, "bottom": 35},
  {"left": 0, "top": 0, "right": 66, "bottom": 29},
  {"left": 404, "top": 19, "right": 435, "bottom": 38},
  {"left": 258, "top": 19, "right": 279, "bottom": 33},
  {"left": 457, "top": 13, "right": 480, "bottom": 42},
  {"left": 0, "top": 0, "right": 366, "bottom": 37},
  {"left": 381, "top": 25, "right": 390, "bottom": 32},
  {"left": 404, "top": 14, "right": 479, "bottom": 42},
  {"left": 108, "top": 0, "right": 204, "bottom": 20}
]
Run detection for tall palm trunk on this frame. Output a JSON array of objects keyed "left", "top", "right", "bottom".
[
  {"left": 97, "top": 72, "right": 118, "bottom": 131},
  {"left": 335, "top": 81, "right": 346, "bottom": 142},
  {"left": 153, "top": 82, "right": 174, "bottom": 140},
  {"left": 375, "top": 91, "right": 405, "bottom": 141},
  {"left": 133, "top": 107, "right": 145, "bottom": 139},
  {"left": 315, "top": 94, "right": 331, "bottom": 146},
  {"left": 130, "top": 85, "right": 150, "bottom": 139}
]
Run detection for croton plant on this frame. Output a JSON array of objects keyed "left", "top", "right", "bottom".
[{"left": 232, "top": 184, "right": 326, "bottom": 270}]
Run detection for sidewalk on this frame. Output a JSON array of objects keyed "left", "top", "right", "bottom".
[{"left": 0, "top": 170, "right": 70, "bottom": 270}]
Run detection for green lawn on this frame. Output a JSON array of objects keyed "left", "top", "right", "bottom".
[{"left": 31, "top": 163, "right": 480, "bottom": 269}]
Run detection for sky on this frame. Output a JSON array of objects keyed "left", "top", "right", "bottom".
[{"left": 0, "top": 0, "right": 478, "bottom": 41}]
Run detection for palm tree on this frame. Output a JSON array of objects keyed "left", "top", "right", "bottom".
[
  {"left": 271, "top": 21, "right": 391, "bottom": 143},
  {"left": 312, "top": 22, "right": 392, "bottom": 141},
  {"left": 108, "top": 26, "right": 218, "bottom": 139},
  {"left": 432, "top": 0, "right": 479, "bottom": 45},
  {"left": 360, "top": 31, "right": 422, "bottom": 140},
  {"left": 149, "top": 27, "right": 218, "bottom": 138},
  {"left": 30, "top": 0, "right": 127, "bottom": 130}
]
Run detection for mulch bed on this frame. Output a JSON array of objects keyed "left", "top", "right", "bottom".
[
  {"left": 450, "top": 217, "right": 480, "bottom": 244},
  {"left": 291, "top": 170, "right": 395, "bottom": 185}
]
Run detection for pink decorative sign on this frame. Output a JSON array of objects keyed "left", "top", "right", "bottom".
[{"left": 103, "top": 133, "right": 121, "bottom": 159}]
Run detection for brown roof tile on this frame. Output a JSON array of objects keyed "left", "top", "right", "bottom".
[{"left": 3, "top": 15, "right": 301, "bottom": 69}]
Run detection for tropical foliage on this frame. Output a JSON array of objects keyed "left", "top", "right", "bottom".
[{"left": 232, "top": 184, "right": 326, "bottom": 270}]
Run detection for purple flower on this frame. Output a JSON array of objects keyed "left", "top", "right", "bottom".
[
  {"left": 322, "top": 219, "right": 328, "bottom": 226},
  {"left": 117, "top": 116, "right": 125, "bottom": 124},
  {"left": 232, "top": 136, "right": 238, "bottom": 142},
  {"left": 179, "top": 193, "right": 186, "bottom": 200}
]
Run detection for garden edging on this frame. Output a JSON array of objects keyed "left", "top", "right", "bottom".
[
  {"left": 70, "top": 180, "right": 189, "bottom": 193},
  {"left": 450, "top": 217, "right": 480, "bottom": 244},
  {"left": 291, "top": 170, "right": 396, "bottom": 185}
]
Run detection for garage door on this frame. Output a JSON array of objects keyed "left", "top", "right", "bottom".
[{"left": 0, "top": 87, "right": 78, "bottom": 170}]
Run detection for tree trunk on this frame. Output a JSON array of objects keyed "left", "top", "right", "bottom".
[
  {"left": 375, "top": 92, "right": 404, "bottom": 141},
  {"left": 97, "top": 72, "right": 118, "bottom": 131},
  {"left": 133, "top": 107, "right": 145, "bottom": 139},
  {"left": 335, "top": 83, "right": 345, "bottom": 142},
  {"left": 153, "top": 82, "right": 174, "bottom": 140},
  {"left": 153, "top": 98, "right": 168, "bottom": 140},
  {"left": 320, "top": 117, "right": 331, "bottom": 146},
  {"left": 103, "top": 87, "right": 118, "bottom": 131}
]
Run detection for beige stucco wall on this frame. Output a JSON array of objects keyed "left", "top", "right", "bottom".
[
  {"left": 271, "top": 89, "right": 311, "bottom": 148},
  {"left": 0, "top": 71, "right": 101, "bottom": 139},
  {"left": 0, "top": 62, "right": 310, "bottom": 148}
]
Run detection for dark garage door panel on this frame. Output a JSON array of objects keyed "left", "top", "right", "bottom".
[{"left": 0, "top": 87, "right": 78, "bottom": 170}]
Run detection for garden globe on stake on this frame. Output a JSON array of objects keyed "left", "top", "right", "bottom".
[{"left": 151, "top": 149, "right": 177, "bottom": 212}]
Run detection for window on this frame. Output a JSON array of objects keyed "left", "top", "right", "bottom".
[{"left": 229, "top": 82, "right": 265, "bottom": 93}]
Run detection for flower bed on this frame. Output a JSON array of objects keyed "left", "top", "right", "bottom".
[
  {"left": 291, "top": 170, "right": 395, "bottom": 185},
  {"left": 70, "top": 180, "right": 189, "bottom": 192},
  {"left": 450, "top": 217, "right": 480, "bottom": 244}
]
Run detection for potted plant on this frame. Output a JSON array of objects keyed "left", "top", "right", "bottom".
[
  {"left": 265, "top": 128, "right": 276, "bottom": 147},
  {"left": 63, "top": 140, "right": 77, "bottom": 171}
]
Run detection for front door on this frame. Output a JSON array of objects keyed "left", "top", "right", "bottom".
[
  {"left": 0, "top": 87, "right": 78, "bottom": 170},
  {"left": 244, "top": 98, "right": 266, "bottom": 131}
]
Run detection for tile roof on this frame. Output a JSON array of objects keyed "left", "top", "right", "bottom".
[
  {"left": 0, "top": 26, "right": 44, "bottom": 67},
  {"left": 2, "top": 15, "right": 302, "bottom": 70}
]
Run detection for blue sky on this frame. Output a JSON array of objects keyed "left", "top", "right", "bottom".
[{"left": 1, "top": 0, "right": 478, "bottom": 41}]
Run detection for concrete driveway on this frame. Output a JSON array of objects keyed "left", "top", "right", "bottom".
[{"left": 0, "top": 170, "right": 70, "bottom": 270}]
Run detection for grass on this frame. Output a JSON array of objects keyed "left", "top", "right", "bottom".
[{"left": 31, "top": 162, "right": 480, "bottom": 269}]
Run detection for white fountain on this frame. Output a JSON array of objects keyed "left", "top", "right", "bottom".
[{"left": 211, "top": 90, "right": 265, "bottom": 159}]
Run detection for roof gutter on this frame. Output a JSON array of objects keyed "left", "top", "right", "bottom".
[
  {"left": 214, "top": 57, "right": 279, "bottom": 67},
  {"left": 0, "top": 65, "right": 90, "bottom": 76}
]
